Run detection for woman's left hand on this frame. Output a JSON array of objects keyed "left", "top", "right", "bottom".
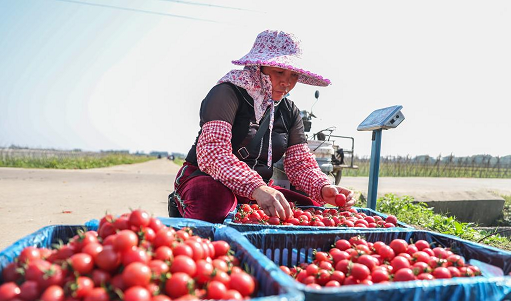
[{"left": 321, "top": 185, "right": 355, "bottom": 209}]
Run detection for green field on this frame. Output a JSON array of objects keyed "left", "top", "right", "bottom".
[
  {"left": 0, "top": 149, "right": 154, "bottom": 169},
  {"left": 341, "top": 156, "right": 511, "bottom": 178}
]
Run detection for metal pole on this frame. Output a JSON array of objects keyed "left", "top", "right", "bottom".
[{"left": 367, "top": 129, "right": 382, "bottom": 210}]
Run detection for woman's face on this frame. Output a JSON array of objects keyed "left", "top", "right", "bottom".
[{"left": 261, "top": 66, "right": 299, "bottom": 101}]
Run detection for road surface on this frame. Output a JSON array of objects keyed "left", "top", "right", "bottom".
[{"left": 1, "top": 159, "right": 510, "bottom": 250}]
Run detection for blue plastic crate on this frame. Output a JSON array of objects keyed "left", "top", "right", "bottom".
[
  {"left": 0, "top": 218, "right": 304, "bottom": 301},
  {"left": 240, "top": 228, "right": 511, "bottom": 301},
  {"left": 224, "top": 206, "right": 414, "bottom": 232}
]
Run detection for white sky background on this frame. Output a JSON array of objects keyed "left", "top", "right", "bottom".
[{"left": 0, "top": 0, "right": 510, "bottom": 158}]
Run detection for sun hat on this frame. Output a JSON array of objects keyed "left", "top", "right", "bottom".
[{"left": 232, "top": 30, "right": 331, "bottom": 87}]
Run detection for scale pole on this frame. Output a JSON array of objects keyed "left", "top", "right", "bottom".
[{"left": 367, "top": 129, "right": 382, "bottom": 210}]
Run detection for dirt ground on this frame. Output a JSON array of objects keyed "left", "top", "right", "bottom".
[
  {"left": 1, "top": 159, "right": 511, "bottom": 251},
  {"left": 0, "top": 159, "right": 181, "bottom": 251}
]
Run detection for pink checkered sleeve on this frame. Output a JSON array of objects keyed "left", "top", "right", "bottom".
[
  {"left": 283, "top": 143, "right": 331, "bottom": 205},
  {"left": 196, "top": 120, "right": 266, "bottom": 198}
]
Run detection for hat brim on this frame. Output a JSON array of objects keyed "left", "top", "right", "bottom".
[{"left": 232, "top": 57, "right": 331, "bottom": 87}]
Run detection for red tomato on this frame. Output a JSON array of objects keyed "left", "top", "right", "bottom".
[
  {"left": 148, "top": 217, "right": 166, "bottom": 233},
  {"left": 165, "top": 272, "right": 194, "bottom": 299},
  {"left": 122, "top": 247, "right": 150, "bottom": 266},
  {"left": 73, "top": 276, "right": 94, "bottom": 298},
  {"left": 223, "top": 289, "right": 243, "bottom": 300},
  {"left": 335, "top": 259, "right": 350, "bottom": 274},
  {"left": 417, "top": 272, "right": 434, "bottom": 280},
  {"left": 371, "top": 268, "right": 390, "bottom": 283},
  {"left": 18, "top": 247, "right": 41, "bottom": 264},
  {"left": 389, "top": 239, "right": 408, "bottom": 254},
  {"left": 268, "top": 216, "right": 281, "bottom": 225},
  {"left": 195, "top": 259, "right": 214, "bottom": 284},
  {"left": 152, "top": 295, "right": 172, "bottom": 301},
  {"left": 334, "top": 239, "right": 351, "bottom": 251},
  {"left": 114, "top": 230, "right": 139, "bottom": 252},
  {"left": 40, "top": 285, "right": 64, "bottom": 301},
  {"left": 69, "top": 253, "right": 94, "bottom": 275},
  {"left": 206, "top": 281, "right": 227, "bottom": 299},
  {"left": 124, "top": 286, "right": 151, "bottom": 301},
  {"left": 81, "top": 242, "right": 103, "bottom": 259},
  {"left": 433, "top": 267, "right": 452, "bottom": 279},
  {"left": 95, "top": 245, "right": 121, "bottom": 272},
  {"left": 0, "top": 282, "right": 21, "bottom": 301},
  {"left": 229, "top": 272, "right": 255, "bottom": 297},
  {"left": 414, "top": 240, "right": 430, "bottom": 251},
  {"left": 153, "top": 228, "right": 176, "bottom": 248},
  {"left": 173, "top": 243, "right": 194, "bottom": 258},
  {"left": 385, "top": 215, "right": 398, "bottom": 225},
  {"left": 350, "top": 263, "right": 370, "bottom": 281},
  {"left": 18, "top": 280, "right": 40, "bottom": 301},
  {"left": 91, "top": 269, "right": 112, "bottom": 286},
  {"left": 171, "top": 255, "right": 197, "bottom": 277},
  {"left": 148, "top": 259, "right": 170, "bottom": 278},
  {"left": 1, "top": 262, "right": 21, "bottom": 283},
  {"left": 394, "top": 268, "right": 416, "bottom": 281},
  {"left": 335, "top": 194, "right": 347, "bottom": 207},
  {"left": 84, "top": 287, "right": 110, "bottom": 301},
  {"left": 448, "top": 266, "right": 461, "bottom": 277},
  {"left": 38, "top": 264, "right": 66, "bottom": 289},
  {"left": 122, "top": 262, "right": 152, "bottom": 287},
  {"left": 446, "top": 254, "right": 465, "bottom": 267},
  {"left": 212, "top": 241, "right": 230, "bottom": 257},
  {"left": 378, "top": 245, "right": 396, "bottom": 261},
  {"left": 357, "top": 255, "right": 379, "bottom": 271},
  {"left": 391, "top": 255, "right": 411, "bottom": 272},
  {"left": 129, "top": 209, "right": 151, "bottom": 228}
]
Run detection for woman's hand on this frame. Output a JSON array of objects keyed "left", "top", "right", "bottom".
[
  {"left": 321, "top": 185, "right": 355, "bottom": 209},
  {"left": 251, "top": 186, "right": 292, "bottom": 220}
]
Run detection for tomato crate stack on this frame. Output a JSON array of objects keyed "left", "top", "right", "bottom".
[
  {"left": 0, "top": 217, "right": 304, "bottom": 301},
  {"left": 239, "top": 228, "right": 511, "bottom": 301},
  {"left": 224, "top": 205, "right": 414, "bottom": 232}
]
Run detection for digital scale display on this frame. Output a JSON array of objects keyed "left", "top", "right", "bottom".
[{"left": 357, "top": 105, "right": 404, "bottom": 131}]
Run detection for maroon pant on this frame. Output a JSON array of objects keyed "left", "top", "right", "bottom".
[{"left": 173, "top": 162, "right": 319, "bottom": 223}]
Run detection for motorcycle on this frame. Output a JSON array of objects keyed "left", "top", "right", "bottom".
[{"left": 272, "top": 91, "right": 358, "bottom": 191}]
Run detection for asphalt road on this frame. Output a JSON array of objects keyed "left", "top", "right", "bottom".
[{"left": 1, "top": 159, "right": 510, "bottom": 251}]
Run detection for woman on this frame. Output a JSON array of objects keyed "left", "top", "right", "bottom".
[{"left": 170, "top": 30, "right": 355, "bottom": 223}]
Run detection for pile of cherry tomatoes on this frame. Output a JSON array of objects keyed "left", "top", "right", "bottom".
[
  {"left": 0, "top": 209, "right": 255, "bottom": 301},
  {"left": 232, "top": 203, "right": 399, "bottom": 228},
  {"left": 279, "top": 235, "right": 482, "bottom": 288}
]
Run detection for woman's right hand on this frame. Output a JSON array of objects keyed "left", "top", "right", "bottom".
[{"left": 251, "top": 185, "right": 292, "bottom": 220}]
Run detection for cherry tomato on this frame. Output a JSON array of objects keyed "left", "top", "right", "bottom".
[
  {"left": 114, "top": 230, "right": 139, "bottom": 252},
  {"left": 165, "top": 272, "right": 194, "bottom": 299},
  {"left": 229, "top": 272, "right": 255, "bottom": 297},
  {"left": 350, "top": 263, "right": 370, "bottom": 281},
  {"left": 206, "top": 281, "right": 227, "bottom": 299},
  {"left": 124, "top": 286, "right": 151, "bottom": 301},
  {"left": 171, "top": 255, "right": 197, "bottom": 277},
  {"left": 122, "top": 262, "right": 152, "bottom": 287},
  {"left": 129, "top": 209, "right": 151, "bottom": 228},
  {"left": 84, "top": 287, "right": 110, "bottom": 301},
  {"left": 212, "top": 241, "right": 230, "bottom": 257},
  {"left": 0, "top": 282, "right": 21, "bottom": 301},
  {"left": 69, "top": 253, "right": 94, "bottom": 274},
  {"left": 335, "top": 194, "right": 347, "bottom": 207},
  {"left": 40, "top": 285, "right": 64, "bottom": 301}
]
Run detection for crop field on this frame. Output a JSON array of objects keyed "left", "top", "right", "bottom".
[
  {"left": 0, "top": 148, "right": 154, "bottom": 169},
  {"left": 341, "top": 155, "right": 511, "bottom": 178}
]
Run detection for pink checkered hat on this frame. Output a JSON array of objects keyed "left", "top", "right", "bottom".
[{"left": 232, "top": 30, "right": 331, "bottom": 87}]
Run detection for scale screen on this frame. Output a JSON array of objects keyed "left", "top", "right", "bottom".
[{"left": 357, "top": 105, "right": 404, "bottom": 131}]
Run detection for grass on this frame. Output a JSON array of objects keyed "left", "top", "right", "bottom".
[
  {"left": 0, "top": 154, "right": 154, "bottom": 169},
  {"left": 356, "top": 193, "right": 511, "bottom": 251},
  {"left": 341, "top": 158, "right": 511, "bottom": 178}
]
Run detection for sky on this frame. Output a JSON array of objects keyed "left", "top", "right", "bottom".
[{"left": 1, "top": 0, "right": 510, "bottom": 158}]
